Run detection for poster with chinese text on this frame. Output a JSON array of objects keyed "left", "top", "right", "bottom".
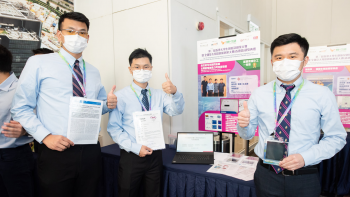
[{"left": 197, "top": 31, "right": 260, "bottom": 135}]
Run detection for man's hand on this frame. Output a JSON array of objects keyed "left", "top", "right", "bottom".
[
  {"left": 1, "top": 121, "right": 26, "bottom": 138},
  {"left": 107, "top": 85, "right": 117, "bottom": 109},
  {"left": 279, "top": 154, "right": 305, "bottom": 171},
  {"left": 237, "top": 101, "right": 250, "bottom": 127},
  {"left": 162, "top": 73, "right": 177, "bottom": 94},
  {"left": 42, "top": 134, "right": 74, "bottom": 152},
  {"left": 139, "top": 145, "right": 153, "bottom": 157}
]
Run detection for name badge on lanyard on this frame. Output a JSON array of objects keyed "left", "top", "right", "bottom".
[
  {"left": 263, "top": 80, "right": 304, "bottom": 165},
  {"left": 58, "top": 52, "right": 87, "bottom": 98}
]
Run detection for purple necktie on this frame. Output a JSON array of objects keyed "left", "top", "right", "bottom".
[
  {"left": 72, "top": 60, "right": 84, "bottom": 97},
  {"left": 271, "top": 84, "right": 295, "bottom": 174}
]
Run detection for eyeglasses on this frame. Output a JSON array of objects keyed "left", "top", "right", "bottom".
[
  {"left": 61, "top": 29, "right": 89, "bottom": 38},
  {"left": 131, "top": 65, "right": 152, "bottom": 70}
]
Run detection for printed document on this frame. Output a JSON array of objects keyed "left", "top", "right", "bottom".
[
  {"left": 67, "top": 97, "right": 103, "bottom": 144},
  {"left": 133, "top": 110, "right": 165, "bottom": 150}
]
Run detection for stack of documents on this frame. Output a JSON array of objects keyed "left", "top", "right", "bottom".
[{"left": 207, "top": 153, "right": 259, "bottom": 181}]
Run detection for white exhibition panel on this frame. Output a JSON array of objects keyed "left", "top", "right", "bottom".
[
  {"left": 175, "top": 0, "right": 218, "bottom": 20},
  {"left": 74, "top": 0, "right": 113, "bottom": 20},
  {"left": 112, "top": 0, "right": 161, "bottom": 13}
]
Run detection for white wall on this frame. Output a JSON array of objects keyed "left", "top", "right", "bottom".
[
  {"left": 272, "top": 0, "right": 350, "bottom": 47},
  {"left": 169, "top": 0, "right": 218, "bottom": 133}
]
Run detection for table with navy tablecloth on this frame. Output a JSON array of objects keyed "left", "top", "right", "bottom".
[
  {"left": 3, "top": 133, "right": 348, "bottom": 197},
  {"left": 99, "top": 144, "right": 257, "bottom": 197},
  {"left": 99, "top": 132, "right": 350, "bottom": 197},
  {"left": 318, "top": 132, "right": 350, "bottom": 196}
]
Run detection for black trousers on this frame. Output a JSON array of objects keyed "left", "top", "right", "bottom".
[
  {"left": 202, "top": 91, "right": 207, "bottom": 96},
  {"left": 254, "top": 163, "right": 321, "bottom": 197},
  {"left": 37, "top": 142, "right": 102, "bottom": 197},
  {"left": 208, "top": 90, "right": 213, "bottom": 96},
  {"left": 214, "top": 93, "right": 218, "bottom": 96},
  {"left": 0, "top": 144, "right": 34, "bottom": 197},
  {"left": 119, "top": 149, "right": 163, "bottom": 197},
  {"left": 219, "top": 92, "right": 224, "bottom": 96}
]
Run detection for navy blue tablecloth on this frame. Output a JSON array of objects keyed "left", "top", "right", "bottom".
[
  {"left": 99, "top": 145, "right": 256, "bottom": 197},
  {"left": 2, "top": 133, "right": 348, "bottom": 197},
  {"left": 318, "top": 132, "right": 350, "bottom": 195}
]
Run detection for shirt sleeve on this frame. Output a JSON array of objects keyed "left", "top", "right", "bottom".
[
  {"left": 107, "top": 97, "right": 142, "bottom": 155},
  {"left": 299, "top": 89, "right": 347, "bottom": 166},
  {"left": 236, "top": 90, "right": 258, "bottom": 140},
  {"left": 11, "top": 57, "right": 51, "bottom": 143},
  {"left": 163, "top": 90, "right": 185, "bottom": 116}
]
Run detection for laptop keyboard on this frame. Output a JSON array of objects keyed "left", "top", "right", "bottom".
[{"left": 178, "top": 155, "right": 210, "bottom": 161}]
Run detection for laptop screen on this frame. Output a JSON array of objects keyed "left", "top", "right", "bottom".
[{"left": 177, "top": 133, "right": 213, "bottom": 152}]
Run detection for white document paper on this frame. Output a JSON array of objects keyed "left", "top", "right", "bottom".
[
  {"left": 67, "top": 97, "right": 103, "bottom": 144},
  {"left": 229, "top": 75, "right": 258, "bottom": 95},
  {"left": 337, "top": 76, "right": 350, "bottom": 94},
  {"left": 133, "top": 110, "right": 165, "bottom": 150},
  {"left": 207, "top": 155, "right": 258, "bottom": 181}
]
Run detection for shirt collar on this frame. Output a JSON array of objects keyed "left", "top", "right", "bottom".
[
  {"left": 59, "top": 48, "right": 84, "bottom": 67},
  {"left": 132, "top": 81, "right": 150, "bottom": 96},
  {"left": 275, "top": 76, "right": 303, "bottom": 93},
  {"left": 0, "top": 72, "right": 17, "bottom": 91}
]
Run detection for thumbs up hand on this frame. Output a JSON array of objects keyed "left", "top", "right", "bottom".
[
  {"left": 107, "top": 85, "right": 118, "bottom": 109},
  {"left": 238, "top": 101, "right": 250, "bottom": 127},
  {"left": 162, "top": 73, "right": 177, "bottom": 94}
]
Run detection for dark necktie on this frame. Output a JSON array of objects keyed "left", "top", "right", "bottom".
[
  {"left": 141, "top": 89, "right": 149, "bottom": 111},
  {"left": 271, "top": 84, "right": 295, "bottom": 174},
  {"left": 72, "top": 60, "right": 84, "bottom": 97}
]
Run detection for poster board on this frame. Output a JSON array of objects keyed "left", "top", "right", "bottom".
[
  {"left": 303, "top": 44, "right": 350, "bottom": 128},
  {"left": 197, "top": 31, "right": 260, "bottom": 135}
]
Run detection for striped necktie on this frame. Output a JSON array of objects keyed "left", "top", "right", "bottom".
[
  {"left": 72, "top": 60, "right": 84, "bottom": 97},
  {"left": 271, "top": 84, "right": 295, "bottom": 174},
  {"left": 141, "top": 89, "right": 149, "bottom": 111}
]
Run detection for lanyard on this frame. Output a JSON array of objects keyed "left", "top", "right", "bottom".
[
  {"left": 273, "top": 79, "right": 304, "bottom": 133},
  {"left": 130, "top": 84, "right": 152, "bottom": 111},
  {"left": 58, "top": 52, "right": 87, "bottom": 98}
]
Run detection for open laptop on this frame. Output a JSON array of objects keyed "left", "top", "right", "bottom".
[{"left": 172, "top": 132, "right": 214, "bottom": 164}]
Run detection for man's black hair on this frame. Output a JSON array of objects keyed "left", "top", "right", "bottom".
[
  {"left": 32, "top": 48, "right": 54, "bottom": 55},
  {"left": 129, "top": 48, "right": 152, "bottom": 66},
  {"left": 209, "top": 78, "right": 212, "bottom": 80},
  {"left": 271, "top": 33, "right": 309, "bottom": 58},
  {"left": 215, "top": 79, "right": 217, "bottom": 81},
  {"left": 59, "top": 12, "right": 90, "bottom": 31},
  {"left": 0, "top": 45, "right": 12, "bottom": 73},
  {"left": 220, "top": 79, "right": 223, "bottom": 80}
]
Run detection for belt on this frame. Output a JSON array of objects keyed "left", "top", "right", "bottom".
[{"left": 258, "top": 158, "right": 318, "bottom": 176}]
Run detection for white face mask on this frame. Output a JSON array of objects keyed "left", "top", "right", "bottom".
[
  {"left": 62, "top": 34, "right": 88, "bottom": 54},
  {"left": 273, "top": 58, "right": 304, "bottom": 81},
  {"left": 133, "top": 69, "right": 152, "bottom": 83}
]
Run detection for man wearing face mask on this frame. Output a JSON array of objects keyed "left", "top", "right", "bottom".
[
  {"left": 107, "top": 48, "right": 185, "bottom": 197},
  {"left": 237, "top": 33, "right": 346, "bottom": 197},
  {"left": 11, "top": 12, "right": 118, "bottom": 197}
]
